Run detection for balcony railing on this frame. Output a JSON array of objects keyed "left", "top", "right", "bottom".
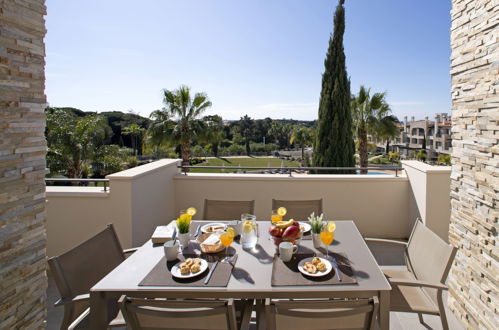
[
  {"left": 45, "top": 178, "right": 109, "bottom": 191},
  {"left": 178, "top": 165, "right": 403, "bottom": 177}
]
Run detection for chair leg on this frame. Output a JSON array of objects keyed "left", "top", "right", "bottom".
[
  {"left": 437, "top": 290, "right": 449, "bottom": 330},
  {"left": 417, "top": 313, "right": 424, "bottom": 324},
  {"left": 61, "top": 305, "right": 75, "bottom": 330}
]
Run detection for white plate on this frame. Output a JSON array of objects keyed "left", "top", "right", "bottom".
[
  {"left": 201, "top": 223, "right": 227, "bottom": 234},
  {"left": 298, "top": 222, "right": 311, "bottom": 233},
  {"left": 171, "top": 258, "right": 209, "bottom": 279},
  {"left": 297, "top": 257, "right": 333, "bottom": 277}
]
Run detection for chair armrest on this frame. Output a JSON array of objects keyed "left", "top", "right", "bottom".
[
  {"left": 388, "top": 278, "right": 448, "bottom": 290},
  {"left": 54, "top": 293, "right": 90, "bottom": 307},
  {"left": 364, "top": 238, "right": 408, "bottom": 246},
  {"left": 123, "top": 247, "right": 139, "bottom": 255}
]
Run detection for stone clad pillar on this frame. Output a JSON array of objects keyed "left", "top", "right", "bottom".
[
  {"left": 448, "top": 0, "right": 498, "bottom": 328},
  {"left": 0, "top": 0, "right": 48, "bottom": 328}
]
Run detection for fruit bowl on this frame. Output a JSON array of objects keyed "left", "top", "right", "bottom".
[{"left": 268, "top": 220, "right": 303, "bottom": 247}]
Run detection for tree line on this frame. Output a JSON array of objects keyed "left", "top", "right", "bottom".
[
  {"left": 45, "top": 82, "right": 399, "bottom": 178},
  {"left": 45, "top": 96, "right": 319, "bottom": 178}
]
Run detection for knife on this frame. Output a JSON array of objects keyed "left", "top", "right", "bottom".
[
  {"left": 204, "top": 261, "right": 218, "bottom": 284},
  {"left": 194, "top": 224, "right": 201, "bottom": 237},
  {"left": 171, "top": 226, "right": 177, "bottom": 244},
  {"left": 331, "top": 257, "right": 342, "bottom": 282}
]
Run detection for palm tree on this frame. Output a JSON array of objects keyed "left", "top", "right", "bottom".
[
  {"left": 269, "top": 121, "right": 293, "bottom": 149},
  {"left": 375, "top": 115, "right": 400, "bottom": 153},
  {"left": 290, "top": 127, "right": 312, "bottom": 164},
  {"left": 234, "top": 115, "right": 255, "bottom": 156},
  {"left": 351, "top": 86, "right": 391, "bottom": 174},
  {"left": 122, "top": 123, "right": 144, "bottom": 155},
  {"left": 201, "top": 115, "right": 225, "bottom": 157},
  {"left": 147, "top": 110, "right": 174, "bottom": 158},
  {"left": 46, "top": 109, "right": 108, "bottom": 178},
  {"left": 162, "top": 85, "right": 212, "bottom": 166}
]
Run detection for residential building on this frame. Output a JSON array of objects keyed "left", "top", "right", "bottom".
[{"left": 370, "top": 113, "right": 452, "bottom": 160}]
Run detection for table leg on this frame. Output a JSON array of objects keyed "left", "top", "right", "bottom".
[
  {"left": 379, "top": 290, "right": 390, "bottom": 330},
  {"left": 90, "top": 291, "right": 108, "bottom": 330},
  {"left": 255, "top": 299, "right": 266, "bottom": 330}
]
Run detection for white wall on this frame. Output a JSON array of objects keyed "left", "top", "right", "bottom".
[
  {"left": 109, "top": 160, "right": 180, "bottom": 246},
  {"left": 402, "top": 160, "right": 451, "bottom": 242},
  {"left": 46, "top": 160, "right": 451, "bottom": 256},
  {"left": 174, "top": 173, "right": 415, "bottom": 238},
  {"left": 46, "top": 159, "right": 180, "bottom": 256}
]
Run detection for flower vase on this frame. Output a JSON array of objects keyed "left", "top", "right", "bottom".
[
  {"left": 312, "top": 233, "right": 322, "bottom": 249},
  {"left": 178, "top": 233, "right": 190, "bottom": 249}
]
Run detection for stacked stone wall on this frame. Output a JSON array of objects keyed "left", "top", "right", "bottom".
[
  {"left": 449, "top": 0, "right": 498, "bottom": 328},
  {"left": 0, "top": 0, "right": 47, "bottom": 328}
]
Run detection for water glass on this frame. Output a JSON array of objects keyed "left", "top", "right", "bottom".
[{"left": 240, "top": 214, "right": 257, "bottom": 249}]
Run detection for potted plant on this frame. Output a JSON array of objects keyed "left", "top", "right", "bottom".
[
  {"left": 308, "top": 212, "right": 324, "bottom": 249},
  {"left": 176, "top": 212, "right": 192, "bottom": 249}
]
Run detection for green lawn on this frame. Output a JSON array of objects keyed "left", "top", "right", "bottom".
[{"left": 189, "top": 157, "right": 300, "bottom": 173}]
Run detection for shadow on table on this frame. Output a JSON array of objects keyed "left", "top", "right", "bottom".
[
  {"left": 243, "top": 243, "right": 273, "bottom": 264},
  {"left": 232, "top": 267, "right": 255, "bottom": 284},
  {"left": 313, "top": 248, "right": 370, "bottom": 280}
]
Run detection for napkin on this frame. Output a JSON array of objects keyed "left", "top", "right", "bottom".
[
  {"left": 151, "top": 221, "right": 176, "bottom": 244},
  {"left": 202, "top": 233, "right": 221, "bottom": 245}
]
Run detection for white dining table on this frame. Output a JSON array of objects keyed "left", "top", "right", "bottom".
[{"left": 90, "top": 220, "right": 391, "bottom": 329}]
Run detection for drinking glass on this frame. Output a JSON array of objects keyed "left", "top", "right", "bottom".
[
  {"left": 241, "top": 214, "right": 258, "bottom": 249},
  {"left": 271, "top": 210, "right": 282, "bottom": 224},
  {"left": 220, "top": 231, "right": 234, "bottom": 262},
  {"left": 320, "top": 222, "right": 334, "bottom": 259}
]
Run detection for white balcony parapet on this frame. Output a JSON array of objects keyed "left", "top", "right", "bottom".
[{"left": 45, "top": 159, "right": 451, "bottom": 259}]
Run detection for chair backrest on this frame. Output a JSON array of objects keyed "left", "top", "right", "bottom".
[
  {"left": 120, "top": 297, "right": 238, "bottom": 330},
  {"left": 48, "top": 224, "right": 125, "bottom": 299},
  {"left": 272, "top": 199, "right": 323, "bottom": 221},
  {"left": 406, "top": 219, "right": 457, "bottom": 304},
  {"left": 203, "top": 199, "right": 255, "bottom": 220},
  {"left": 266, "top": 297, "right": 378, "bottom": 330}
]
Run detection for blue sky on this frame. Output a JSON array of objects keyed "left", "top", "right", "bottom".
[{"left": 46, "top": 0, "right": 451, "bottom": 121}]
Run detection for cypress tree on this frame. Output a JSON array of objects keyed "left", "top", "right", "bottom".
[{"left": 313, "top": 0, "right": 355, "bottom": 174}]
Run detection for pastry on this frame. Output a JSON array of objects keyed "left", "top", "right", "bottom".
[
  {"left": 180, "top": 265, "right": 190, "bottom": 275},
  {"left": 311, "top": 257, "right": 321, "bottom": 265},
  {"left": 316, "top": 262, "right": 327, "bottom": 272},
  {"left": 303, "top": 262, "right": 317, "bottom": 274},
  {"left": 184, "top": 258, "right": 194, "bottom": 266},
  {"left": 190, "top": 263, "right": 201, "bottom": 273}
]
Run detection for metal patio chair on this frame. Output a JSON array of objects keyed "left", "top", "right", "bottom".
[
  {"left": 365, "top": 219, "right": 457, "bottom": 330},
  {"left": 203, "top": 199, "right": 255, "bottom": 220},
  {"left": 120, "top": 297, "right": 250, "bottom": 330},
  {"left": 264, "top": 297, "right": 378, "bottom": 330},
  {"left": 272, "top": 198, "right": 323, "bottom": 221},
  {"left": 48, "top": 224, "right": 137, "bottom": 329}
]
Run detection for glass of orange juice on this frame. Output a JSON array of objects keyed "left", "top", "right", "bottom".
[
  {"left": 220, "top": 228, "right": 235, "bottom": 262},
  {"left": 271, "top": 207, "right": 287, "bottom": 223},
  {"left": 271, "top": 210, "right": 282, "bottom": 224},
  {"left": 320, "top": 223, "right": 334, "bottom": 260}
]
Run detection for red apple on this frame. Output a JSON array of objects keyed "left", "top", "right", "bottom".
[
  {"left": 269, "top": 225, "right": 282, "bottom": 238},
  {"left": 282, "top": 225, "right": 300, "bottom": 239},
  {"left": 290, "top": 220, "right": 300, "bottom": 228}
]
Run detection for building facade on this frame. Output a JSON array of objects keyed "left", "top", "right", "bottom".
[{"left": 370, "top": 113, "right": 452, "bottom": 161}]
